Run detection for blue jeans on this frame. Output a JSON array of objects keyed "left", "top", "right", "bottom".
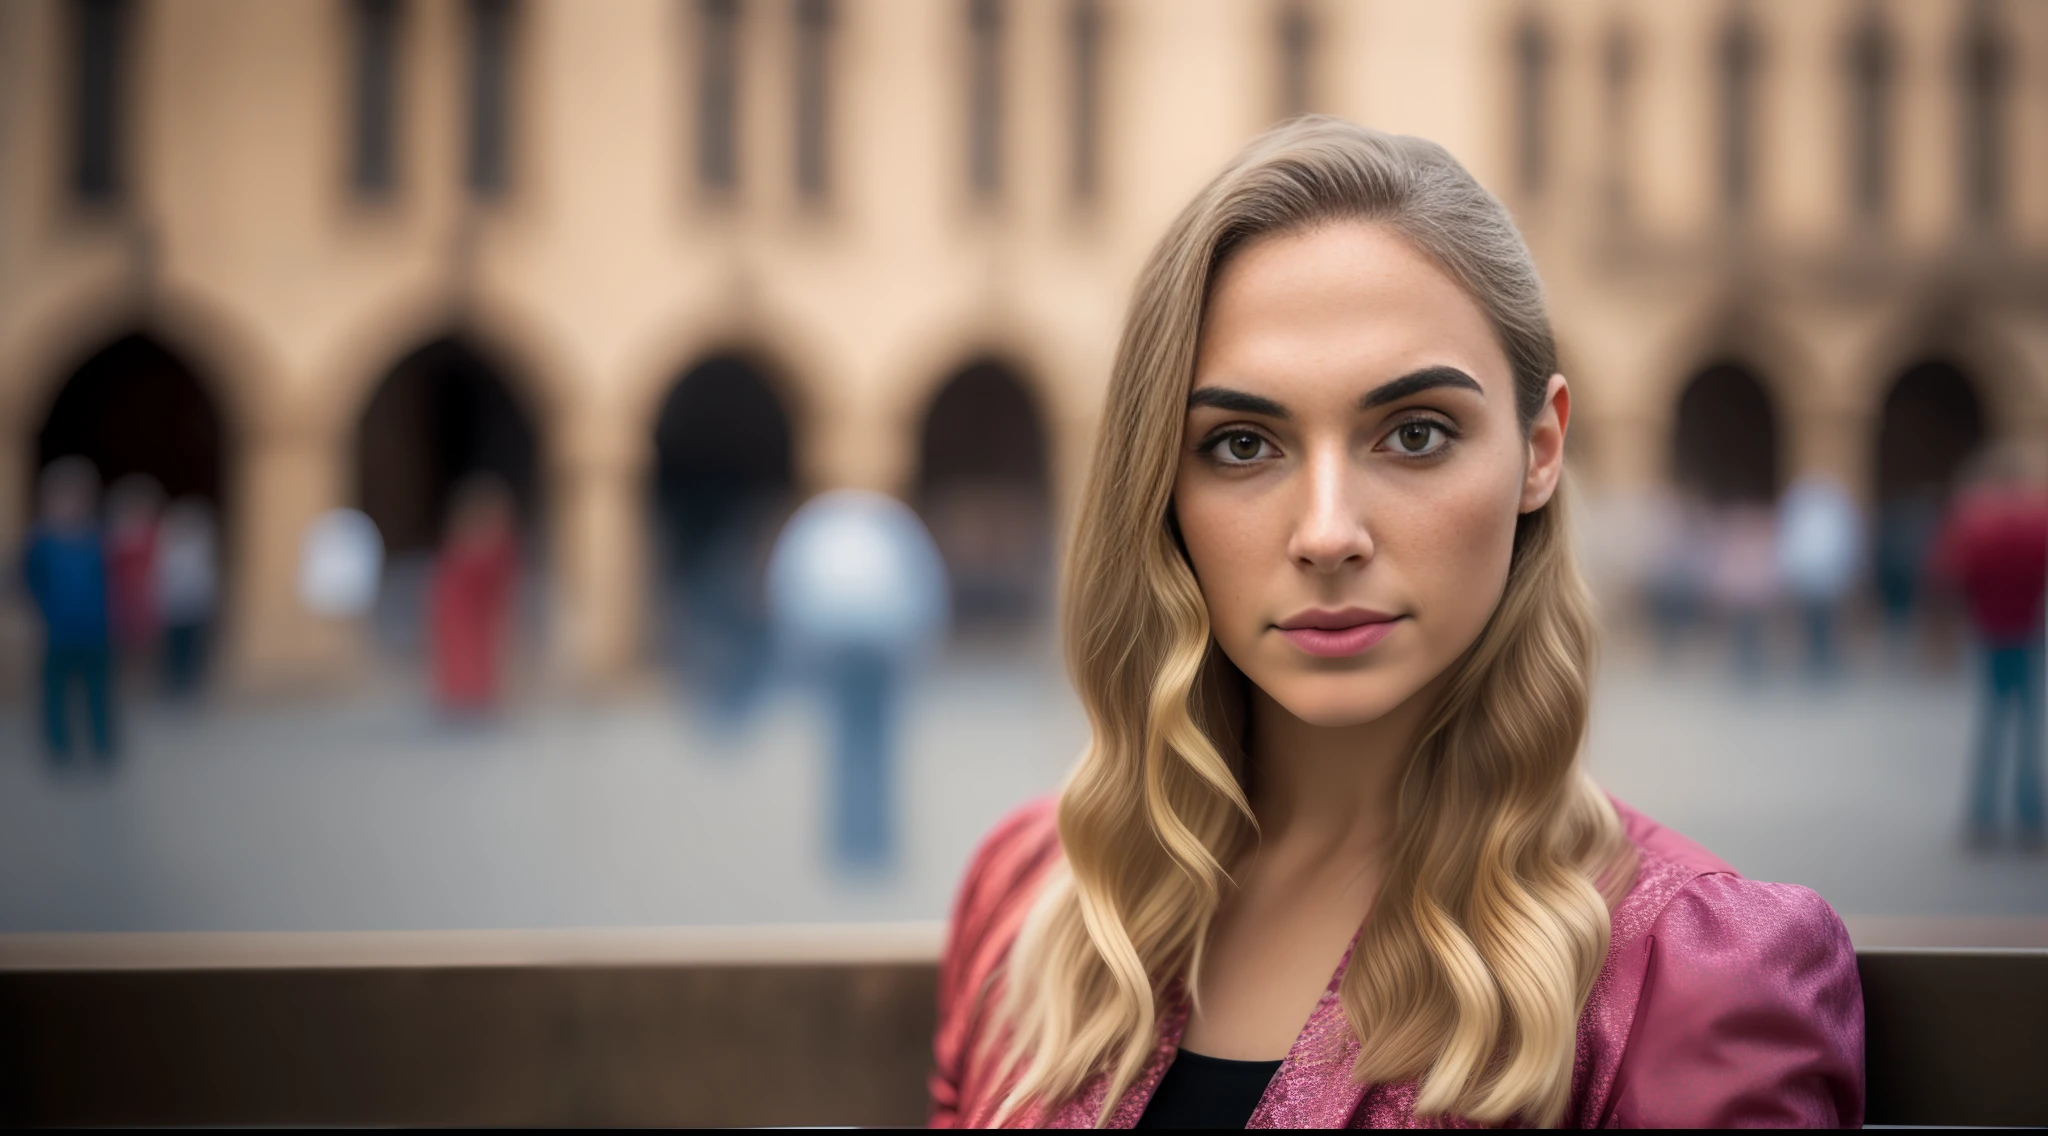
[
  {"left": 1972, "top": 642, "right": 2044, "bottom": 837},
  {"left": 43, "top": 643, "right": 115, "bottom": 762},
  {"left": 827, "top": 646, "right": 898, "bottom": 869}
]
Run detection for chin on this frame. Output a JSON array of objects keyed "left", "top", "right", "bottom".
[{"left": 1258, "top": 670, "right": 1423, "bottom": 728}]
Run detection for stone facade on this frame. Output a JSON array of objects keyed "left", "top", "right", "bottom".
[{"left": 2, "top": 0, "right": 2043, "bottom": 692}]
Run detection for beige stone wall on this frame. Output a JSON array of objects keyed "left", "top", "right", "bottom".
[{"left": 2, "top": 0, "right": 2043, "bottom": 693}]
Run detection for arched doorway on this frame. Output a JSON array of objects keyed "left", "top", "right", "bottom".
[
  {"left": 650, "top": 355, "right": 795, "bottom": 709},
  {"left": 1671, "top": 362, "right": 1780, "bottom": 505},
  {"left": 37, "top": 333, "right": 227, "bottom": 511},
  {"left": 35, "top": 333, "right": 231, "bottom": 682},
  {"left": 1872, "top": 360, "right": 1987, "bottom": 626},
  {"left": 917, "top": 360, "right": 1051, "bottom": 629},
  {"left": 354, "top": 337, "right": 539, "bottom": 655}
]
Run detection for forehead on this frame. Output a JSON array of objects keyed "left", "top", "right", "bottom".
[{"left": 1194, "top": 221, "right": 1510, "bottom": 400}]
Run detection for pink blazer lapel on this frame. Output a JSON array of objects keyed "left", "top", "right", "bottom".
[{"left": 1244, "top": 943, "right": 1371, "bottom": 1128}]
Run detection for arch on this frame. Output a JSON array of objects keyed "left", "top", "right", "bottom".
[
  {"left": 1671, "top": 361, "right": 1781, "bottom": 505},
  {"left": 352, "top": 335, "right": 540, "bottom": 557},
  {"left": 1870, "top": 360, "right": 1988, "bottom": 625},
  {"left": 650, "top": 352, "right": 797, "bottom": 572},
  {"left": 917, "top": 357, "right": 1052, "bottom": 625},
  {"left": 1873, "top": 360, "right": 1986, "bottom": 503},
  {"left": 35, "top": 332, "right": 230, "bottom": 522},
  {"left": 1848, "top": 301, "right": 2034, "bottom": 438}
]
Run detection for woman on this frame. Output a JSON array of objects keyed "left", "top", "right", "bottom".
[
  {"left": 428, "top": 475, "right": 520, "bottom": 716},
  {"left": 930, "top": 119, "right": 1862, "bottom": 1129}
]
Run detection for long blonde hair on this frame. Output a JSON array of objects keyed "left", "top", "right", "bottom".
[{"left": 995, "top": 118, "right": 1635, "bottom": 1128}]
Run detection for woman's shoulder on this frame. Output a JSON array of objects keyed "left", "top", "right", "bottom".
[
  {"left": 1584, "top": 799, "right": 1864, "bottom": 1127},
  {"left": 1607, "top": 796, "right": 1851, "bottom": 962},
  {"left": 931, "top": 797, "right": 1065, "bottom": 1127},
  {"left": 948, "top": 797, "right": 1063, "bottom": 941}
]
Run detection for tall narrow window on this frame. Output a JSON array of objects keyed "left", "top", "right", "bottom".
[
  {"left": 1278, "top": 1, "right": 1313, "bottom": 120},
  {"left": 68, "top": 0, "right": 131, "bottom": 206},
  {"left": 1845, "top": 1, "right": 1892, "bottom": 222},
  {"left": 1716, "top": 5, "right": 1760, "bottom": 220},
  {"left": 1513, "top": 14, "right": 1551, "bottom": 199},
  {"left": 466, "top": 0, "right": 515, "bottom": 198},
  {"left": 698, "top": 0, "right": 740, "bottom": 193},
  {"left": 967, "top": 0, "right": 1003, "bottom": 199},
  {"left": 1068, "top": 0, "right": 1102, "bottom": 201},
  {"left": 351, "top": 0, "right": 403, "bottom": 198},
  {"left": 1959, "top": 0, "right": 2007, "bottom": 225},
  {"left": 1601, "top": 21, "right": 1636, "bottom": 221},
  {"left": 793, "top": 0, "right": 831, "bottom": 200}
]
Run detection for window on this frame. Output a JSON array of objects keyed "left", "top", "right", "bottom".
[
  {"left": 793, "top": 0, "right": 831, "bottom": 200},
  {"left": 1513, "top": 14, "right": 1551, "bottom": 199},
  {"left": 351, "top": 0, "right": 403, "bottom": 198},
  {"left": 698, "top": 0, "right": 740, "bottom": 193},
  {"left": 967, "top": 0, "right": 1004, "bottom": 199},
  {"left": 466, "top": 0, "right": 515, "bottom": 198},
  {"left": 1068, "top": 0, "right": 1101, "bottom": 201},
  {"left": 1959, "top": 0, "right": 2007, "bottom": 225},
  {"left": 1716, "top": 5, "right": 1760, "bottom": 220},
  {"left": 68, "top": 0, "right": 131, "bottom": 206},
  {"left": 1600, "top": 20, "right": 1635, "bottom": 221},
  {"left": 1278, "top": 1, "right": 1313, "bottom": 120},
  {"left": 1844, "top": 1, "right": 1892, "bottom": 222}
]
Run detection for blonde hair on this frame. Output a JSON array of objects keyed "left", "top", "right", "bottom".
[{"left": 994, "top": 118, "right": 1635, "bottom": 1128}]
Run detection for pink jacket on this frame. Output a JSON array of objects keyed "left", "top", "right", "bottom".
[{"left": 931, "top": 797, "right": 1864, "bottom": 1128}]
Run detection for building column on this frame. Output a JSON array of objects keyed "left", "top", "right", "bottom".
[
  {"left": 223, "top": 412, "right": 364, "bottom": 693},
  {"left": 551, "top": 408, "right": 649, "bottom": 687},
  {"left": 804, "top": 385, "right": 916, "bottom": 496}
]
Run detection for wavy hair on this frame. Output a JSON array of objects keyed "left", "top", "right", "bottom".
[{"left": 993, "top": 118, "right": 1636, "bottom": 1128}]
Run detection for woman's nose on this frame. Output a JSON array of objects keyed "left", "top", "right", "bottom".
[{"left": 1287, "top": 446, "right": 1374, "bottom": 572}]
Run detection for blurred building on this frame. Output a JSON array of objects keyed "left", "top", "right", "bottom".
[{"left": 1, "top": 0, "right": 2044, "bottom": 691}]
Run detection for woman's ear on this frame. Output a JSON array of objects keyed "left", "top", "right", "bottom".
[{"left": 1520, "top": 374, "right": 1570, "bottom": 514}]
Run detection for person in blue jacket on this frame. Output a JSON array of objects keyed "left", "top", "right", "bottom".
[{"left": 22, "top": 457, "right": 116, "bottom": 764}]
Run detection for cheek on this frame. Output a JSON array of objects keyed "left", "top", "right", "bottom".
[
  {"left": 1173, "top": 474, "right": 1270, "bottom": 637},
  {"left": 1388, "top": 464, "right": 1521, "bottom": 639}
]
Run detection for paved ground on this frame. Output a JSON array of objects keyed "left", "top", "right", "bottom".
[{"left": 0, "top": 630, "right": 2041, "bottom": 933}]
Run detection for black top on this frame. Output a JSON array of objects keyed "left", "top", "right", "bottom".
[{"left": 1134, "top": 1049, "right": 1284, "bottom": 1129}]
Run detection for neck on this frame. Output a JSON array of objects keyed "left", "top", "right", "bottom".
[{"left": 1244, "top": 682, "right": 1436, "bottom": 864}]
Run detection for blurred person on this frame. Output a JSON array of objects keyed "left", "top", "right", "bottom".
[
  {"left": 155, "top": 497, "right": 219, "bottom": 697},
  {"left": 664, "top": 502, "right": 781, "bottom": 729},
  {"left": 1931, "top": 447, "right": 2048, "bottom": 849},
  {"left": 298, "top": 507, "right": 385, "bottom": 619},
  {"left": 104, "top": 474, "right": 165, "bottom": 664},
  {"left": 932, "top": 121, "right": 1861, "bottom": 1129},
  {"left": 1876, "top": 488, "right": 1945, "bottom": 643},
  {"left": 1776, "top": 474, "right": 1864, "bottom": 676},
  {"left": 1641, "top": 489, "right": 1711, "bottom": 662},
  {"left": 428, "top": 476, "right": 519, "bottom": 718},
  {"left": 766, "top": 489, "right": 946, "bottom": 869},
  {"left": 21, "top": 458, "right": 116, "bottom": 763},
  {"left": 1707, "top": 503, "right": 1780, "bottom": 680}
]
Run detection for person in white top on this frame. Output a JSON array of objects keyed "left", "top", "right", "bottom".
[
  {"left": 766, "top": 489, "right": 948, "bottom": 868},
  {"left": 155, "top": 496, "right": 218, "bottom": 696}
]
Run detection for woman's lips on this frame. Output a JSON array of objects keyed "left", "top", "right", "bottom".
[{"left": 1274, "top": 611, "right": 1401, "bottom": 658}]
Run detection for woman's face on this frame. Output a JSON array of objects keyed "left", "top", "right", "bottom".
[{"left": 1174, "top": 221, "right": 1567, "bottom": 728}]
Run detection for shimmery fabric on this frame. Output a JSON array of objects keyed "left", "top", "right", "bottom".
[{"left": 930, "top": 797, "right": 1865, "bottom": 1129}]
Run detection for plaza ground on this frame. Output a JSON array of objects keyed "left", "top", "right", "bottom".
[{"left": 2, "top": 629, "right": 2042, "bottom": 936}]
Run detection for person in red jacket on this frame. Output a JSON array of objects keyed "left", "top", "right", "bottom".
[
  {"left": 1932, "top": 447, "right": 2048, "bottom": 848},
  {"left": 428, "top": 476, "right": 519, "bottom": 717}
]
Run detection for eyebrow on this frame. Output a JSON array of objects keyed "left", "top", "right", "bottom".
[
  {"left": 1186, "top": 365, "right": 1485, "bottom": 418},
  {"left": 1358, "top": 365, "right": 1485, "bottom": 409}
]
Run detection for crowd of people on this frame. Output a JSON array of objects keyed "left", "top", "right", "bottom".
[
  {"left": 1619, "top": 446, "right": 2048, "bottom": 848},
  {"left": 19, "top": 458, "right": 219, "bottom": 765},
  {"left": 20, "top": 445, "right": 2042, "bottom": 848}
]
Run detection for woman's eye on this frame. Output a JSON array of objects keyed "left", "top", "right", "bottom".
[
  {"left": 1210, "top": 431, "right": 1271, "bottom": 464},
  {"left": 1388, "top": 420, "right": 1448, "bottom": 456}
]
